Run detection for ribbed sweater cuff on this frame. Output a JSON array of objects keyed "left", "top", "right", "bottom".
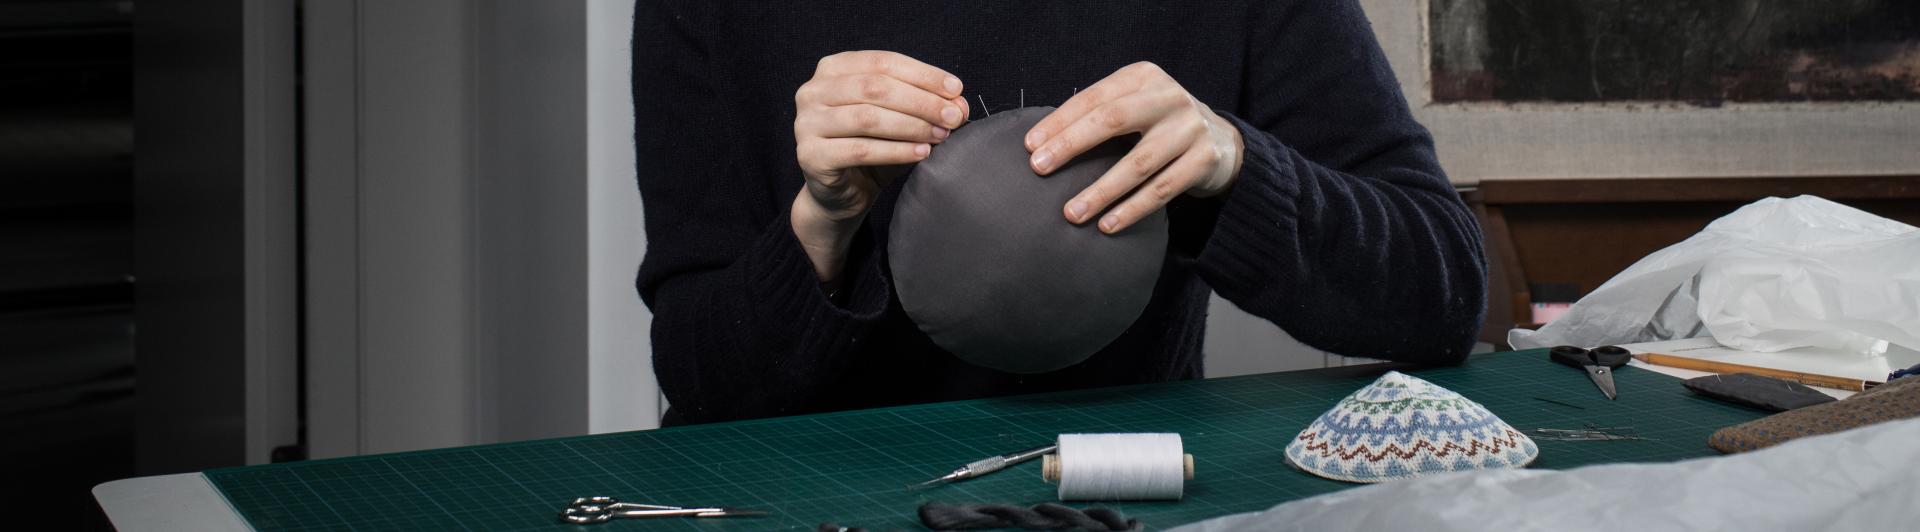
[
  {"left": 1197, "top": 113, "right": 1304, "bottom": 299},
  {"left": 742, "top": 207, "right": 891, "bottom": 361}
]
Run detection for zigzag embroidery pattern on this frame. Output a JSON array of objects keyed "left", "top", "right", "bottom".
[
  {"left": 1292, "top": 427, "right": 1533, "bottom": 462},
  {"left": 1320, "top": 397, "right": 1482, "bottom": 418},
  {"left": 1323, "top": 397, "right": 1484, "bottom": 415},
  {"left": 1311, "top": 411, "right": 1503, "bottom": 444}
]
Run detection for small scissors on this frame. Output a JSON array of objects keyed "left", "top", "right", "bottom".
[
  {"left": 559, "top": 496, "right": 767, "bottom": 524},
  {"left": 1550, "top": 345, "right": 1631, "bottom": 400}
]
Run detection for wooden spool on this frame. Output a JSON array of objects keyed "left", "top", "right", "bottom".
[{"left": 1041, "top": 453, "right": 1195, "bottom": 483}]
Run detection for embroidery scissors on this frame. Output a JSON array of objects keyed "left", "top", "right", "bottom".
[
  {"left": 558, "top": 496, "right": 767, "bottom": 524},
  {"left": 1550, "top": 345, "right": 1630, "bottom": 400}
]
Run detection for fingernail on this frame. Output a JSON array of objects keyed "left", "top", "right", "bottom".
[
  {"left": 1026, "top": 129, "right": 1045, "bottom": 149},
  {"left": 944, "top": 77, "right": 963, "bottom": 96},
  {"left": 915, "top": 143, "right": 930, "bottom": 157},
  {"left": 932, "top": 126, "right": 949, "bottom": 140},
  {"left": 1067, "top": 200, "right": 1088, "bottom": 221},
  {"left": 1031, "top": 150, "right": 1053, "bottom": 172},
  {"left": 941, "top": 106, "right": 962, "bottom": 126},
  {"left": 1100, "top": 213, "right": 1120, "bottom": 233}
]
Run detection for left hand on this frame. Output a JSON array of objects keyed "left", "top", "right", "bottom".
[{"left": 1025, "top": 62, "right": 1244, "bottom": 234}]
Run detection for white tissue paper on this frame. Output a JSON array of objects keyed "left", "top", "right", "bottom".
[
  {"left": 1168, "top": 418, "right": 1920, "bottom": 532},
  {"left": 1510, "top": 195, "right": 1920, "bottom": 357}
]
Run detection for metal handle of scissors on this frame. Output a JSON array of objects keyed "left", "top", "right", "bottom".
[{"left": 560, "top": 497, "right": 766, "bottom": 524}]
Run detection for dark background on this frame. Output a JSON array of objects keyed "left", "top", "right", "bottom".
[{"left": 0, "top": 1, "right": 136, "bottom": 529}]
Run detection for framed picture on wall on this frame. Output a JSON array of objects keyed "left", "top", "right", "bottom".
[{"left": 1361, "top": 0, "right": 1920, "bottom": 182}]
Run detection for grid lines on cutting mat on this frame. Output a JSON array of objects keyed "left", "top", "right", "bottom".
[{"left": 206, "top": 350, "right": 1768, "bottom": 530}]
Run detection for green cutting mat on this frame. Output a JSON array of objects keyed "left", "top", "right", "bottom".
[{"left": 206, "top": 350, "right": 1769, "bottom": 531}]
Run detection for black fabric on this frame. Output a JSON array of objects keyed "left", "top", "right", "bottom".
[
  {"left": 890, "top": 107, "right": 1166, "bottom": 374},
  {"left": 917, "top": 503, "right": 1141, "bottom": 531},
  {"left": 634, "top": 1, "right": 1488, "bottom": 425},
  {"left": 1684, "top": 373, "right": 1839, "bottom": 412}
]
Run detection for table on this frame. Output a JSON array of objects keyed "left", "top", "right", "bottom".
[{"left": 95, "top": 349, "right": 1769, "bottom": 531}]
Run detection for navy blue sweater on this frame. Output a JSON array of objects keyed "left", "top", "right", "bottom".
[{"left": 633, "top": 1, "right": 1486, "bottom": 425}]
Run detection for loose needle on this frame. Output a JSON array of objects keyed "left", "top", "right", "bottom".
[
  {"left": 1533, "top": 396, "right": 1585, "bottom": 410},
  {"left": 1527, "top": 424, "right": 1654, "bottom": 441},
  {"left": 907, "top": 444, "right": 1056, "bottom": 491}
]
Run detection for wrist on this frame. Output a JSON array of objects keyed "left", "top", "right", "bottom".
[
  {"left": 791, "top": 191, "right": 862, "bottom": 282},
  {"left": 1191, "top": 112, "right": 1244, "bottom": 198}
]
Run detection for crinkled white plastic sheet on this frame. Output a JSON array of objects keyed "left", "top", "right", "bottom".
[
  {"left": 1169, "top": 417, "right": 1920, "bottom": 532},
  {"left": 1510, "top": 196, "right": 1920, "bottom": 356}
]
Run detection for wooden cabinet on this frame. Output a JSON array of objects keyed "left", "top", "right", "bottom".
[{"left": 1463, "top": 176, "right": 1920, "bottom": 348}]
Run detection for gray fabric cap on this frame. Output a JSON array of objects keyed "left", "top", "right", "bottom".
[{"left": 888, "top": 106, "right": 1168, "bottom": 374}]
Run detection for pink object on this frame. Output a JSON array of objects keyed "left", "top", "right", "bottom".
[{"left": 1532, "top": 303, "right": 1573, "bottom": 325}]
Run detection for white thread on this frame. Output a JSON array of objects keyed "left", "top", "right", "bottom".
[
  {"left": 1055, "top": 433, "right": 1185, "bottom": 501},
  {"left": 977, "top": 94, "right": 991, "bottom": 116}
]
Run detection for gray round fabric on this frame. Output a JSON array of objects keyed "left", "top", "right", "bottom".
[{"left": 888, "top": 106, "right": 1168, "bottom": 374}]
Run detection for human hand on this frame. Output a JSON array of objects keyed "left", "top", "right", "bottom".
[
  {"left": 1024, "top": 62, "right": 1243, "bottom": 234},
  {"left": 791, "top": 50, "right": 970, "bottom": 281}
]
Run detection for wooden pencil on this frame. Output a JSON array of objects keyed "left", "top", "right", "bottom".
[{"left": 1634, "top": 352, "right": 1882, "bottom": 392}]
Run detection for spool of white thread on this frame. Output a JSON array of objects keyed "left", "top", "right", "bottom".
[{"left": 1043, "top": 433, "right": 1190, "bottom": 501}]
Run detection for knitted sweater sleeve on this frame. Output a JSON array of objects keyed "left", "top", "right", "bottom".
[
  {"left": 1196, "top": 0, "right": 1488, "bottom": 364},
  {"left": 632, "top": 3, "right": 891, "bottom": 424}
]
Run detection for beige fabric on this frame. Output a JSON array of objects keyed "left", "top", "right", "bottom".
[{"left": 1709, "top": 376, "right": 1920, "bottom": 453}]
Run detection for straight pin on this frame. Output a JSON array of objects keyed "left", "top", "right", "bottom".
[
  {"left": 977, "top": 95, "right": 991, "bottom": 116},
  {"left": 1533, "top": 397, "right": 1585, "bottom": 410}
]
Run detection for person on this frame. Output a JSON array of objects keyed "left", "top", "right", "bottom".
[{"left": 633, "top": 1, "right": 1487, "bottom": 426}]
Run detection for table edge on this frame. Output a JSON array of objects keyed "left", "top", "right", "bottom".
[{"left": 94, "top": 472, "right": 251, "bottom": 532}]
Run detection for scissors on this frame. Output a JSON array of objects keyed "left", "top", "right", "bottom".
[
  {"left": 1550, "top": 345, "right": 1630, "bottom": 400},
  {"left": 559, "top": 496, "right": 767, "bottom": 524}
]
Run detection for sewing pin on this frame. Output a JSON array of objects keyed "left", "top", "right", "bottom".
[{"left": 1533, "top": 397, "right": 1585, "bottom": 410}]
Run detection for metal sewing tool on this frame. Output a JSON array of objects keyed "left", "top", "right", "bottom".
[
  {"left": 1551, "top": 345, "right": 1631, "bottom": 400},
  {"left": 1527, "top": 424, "right": 1654, "bottom": 441},
  {"left": 907, "top": 443, "right": 1057, "bottom": 491},
  {"left": 558, "top": 496, "right": 766, "bottom": 524},
  {"left": 1533, "top": 396, "right": 1586, "bottom": 410}
]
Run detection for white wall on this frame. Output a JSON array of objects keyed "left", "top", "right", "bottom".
[
  {"left": 586, "top": 0, "right": 659, "bottom": 433},
  {"left": 1203, "top": 297, "right": 1331, "bottom": 377},
  {"left": 305, "top": 0, "right": 485, "bottom": 457},
  {"left": 304, "top": 0, "right": 658, "bottom": 458}
]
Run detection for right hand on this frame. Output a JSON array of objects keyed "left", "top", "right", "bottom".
[{"left": 791, "top": 50, "right": 969, "bottom": 282}]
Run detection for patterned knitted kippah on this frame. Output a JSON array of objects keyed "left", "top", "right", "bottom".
[
  {"left": 1284, "top": 371, "right": 1539, "bottom": 483},
  {"left": 1708, "top": 374, "right": 1920, "bottom": 454}
]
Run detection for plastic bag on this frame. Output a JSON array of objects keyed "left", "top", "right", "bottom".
[
  {"left": 1168, "top": 418, "right": 1920, "bottom": 532},
  {"left": 1509, "top": 195, "right": 1920, "bottom": 355}
]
